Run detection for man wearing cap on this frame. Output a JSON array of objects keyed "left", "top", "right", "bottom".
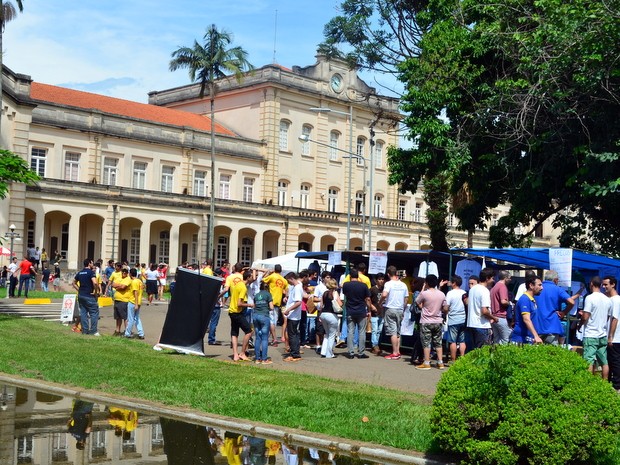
[
  {"left": 72, "top": 258, "right": 100, "bottom": 336},
  {"left": 8, "top": 257, "right": 18, "bottom": 297}
]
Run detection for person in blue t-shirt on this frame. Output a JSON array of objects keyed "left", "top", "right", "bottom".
[
  {"left": 533, "top": 270, "right": 577, "bottom": 344},
  {"left": 511, "top": 275, "right": 543, "bottom": 345}
]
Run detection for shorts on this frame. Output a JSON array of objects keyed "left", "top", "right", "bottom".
[
  {"left": 315, "top": 317, "right": 325, "bottom": 336},
  {"left": 159, "top": 278, "right": 166, "bottom": 286},
  {"left": 384, "top": 307, "right": 404, "bottom": 336},
  {"left": 447, "top": 323, "right": 466, "bottom": 344},
  {"left": 146, "top": 280, "right": 158, "bottom": 295},
  {"left": 583, "top": 337, "right": 608, "bottom": 366},
  {"left": 420, "top": 323, "right": 443, "bottom": 349},
  {"left": 229, "top": 311, "right": 252, "bottom": 337},
  {"left": 270, "top": 307, "right": 280, "bottom": 326},
  {"left": 114, "top": 301, "right": 128, "bottom": 320}
]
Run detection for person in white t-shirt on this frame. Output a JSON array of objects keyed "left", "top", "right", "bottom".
[
  {"left": 443, "top": 275, "right": 467, "bottom": 362},
  {"left": 578, "top": 276, "right": 612, "bottom": 379},
  {"left": 602, "top": 276, "right": 620, "bottom": 391},
  {"left": 466, "top": 268, "right": 498, "bottom": 349},
  {"left": 380, "top": 265, "right": 409, "bottom": 360}
]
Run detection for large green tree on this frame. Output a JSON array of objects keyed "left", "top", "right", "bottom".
[
  {"left": 169, "top": 24, "right": 253, "bottom": 260},
  {"left": 0, "top": 149, "right": 39, "bottom": 199},
  {"left": 323, "top": 0, "right": 620, "bottom": 252}
]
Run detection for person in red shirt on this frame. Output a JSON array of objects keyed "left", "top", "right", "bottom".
[{"left": 17, "top": 254, "right": 36, "bottom": 298}]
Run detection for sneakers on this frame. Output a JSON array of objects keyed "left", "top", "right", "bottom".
[
  {"left": 384, "top": 353, "right": 401, "bottom": 360},
  {"left": 415, "top": 362, "right": 432, "bottom": 370},
  {"left": 357, "top": 353, "right": 370, "bottom": 359},
  {"left": 437, "top": 362, "right": 446, "bottom": 370},
  {"left": 92, "top": 332, "right": 101, "bottom": 337}
]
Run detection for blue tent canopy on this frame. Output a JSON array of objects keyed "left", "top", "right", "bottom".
[{"left": 453, "top": 248, "right": 620, "bottom": 276}]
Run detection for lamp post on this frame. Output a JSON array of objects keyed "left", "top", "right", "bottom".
[
  {"left": 309, "top": 106, "right": 353, "bottom": 250},
  {"left": 4, "top": 224, "right": 20, "bottom": 300},
  {"left": 298, "top": 134, "right": 370, "bottom": 249}
]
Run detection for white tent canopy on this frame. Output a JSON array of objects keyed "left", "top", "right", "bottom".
[{"left": 252, "top": 250, "right": 323, "bottom": 275}]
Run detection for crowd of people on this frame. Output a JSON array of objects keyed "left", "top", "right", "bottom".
[
  {"left": 199, "top": 259, "right": 620, "bottom": 391},
  {"left": 4, "top": 246, "right": 63, "bottom": 297}
]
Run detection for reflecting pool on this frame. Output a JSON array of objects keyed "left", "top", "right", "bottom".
[{"left": 0, "top": 383, "right": 426, "bottom": 465}]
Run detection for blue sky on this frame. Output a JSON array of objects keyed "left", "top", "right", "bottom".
[{"left": 3, "top": 0, "right": 399, "bottom": 103}]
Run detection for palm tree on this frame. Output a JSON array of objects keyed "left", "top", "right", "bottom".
[
  {"left": 170, "top": 24, "right": 253, "bottom": 262},
  {"left": 0, "top": 1, "right": 24, "bottom": 137}
]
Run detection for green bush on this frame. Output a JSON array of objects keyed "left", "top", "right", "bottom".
[{"left": 432, "top": 344, "right": 620, "bottom": 465}]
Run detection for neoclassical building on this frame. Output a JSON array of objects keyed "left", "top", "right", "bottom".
[{"left": 0, "top": 57, "right": 557, "bottom": 272}]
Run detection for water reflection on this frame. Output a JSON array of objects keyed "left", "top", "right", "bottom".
[{"left": 0, "top": 384, "right": 391, "bottom": 465}]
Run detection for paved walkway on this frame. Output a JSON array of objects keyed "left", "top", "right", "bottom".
[{"left": 2, "top": 298, "right": 445, "bottom": 396}]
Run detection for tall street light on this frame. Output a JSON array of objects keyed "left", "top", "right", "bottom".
[
  {"left": 298, "top": 134, "right": 372, "bottom": 250},
  {"left": 309, "top": 106, "right": 353, "bottom": 250},
  {"left": 4, "top": 224, "right": 20, "bottom": 300}
]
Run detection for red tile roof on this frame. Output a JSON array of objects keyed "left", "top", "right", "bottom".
[{"left": 30, "top": 82, "right": 237, "bottom": 137}]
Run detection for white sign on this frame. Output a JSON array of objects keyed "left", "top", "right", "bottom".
[
  {"left": 328, "top": 252, "right": 342, "bottom": 266},
  {"left": 549, "top": 248, "right": 572, "bottom": 287},
  {"left": 60, "top": 294, "right": 76, "bottom": 323},
  {"left": 368, "top": 251, "right": 388, "bottom": 275}
]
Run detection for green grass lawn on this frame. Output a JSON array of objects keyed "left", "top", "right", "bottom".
[{"left": 0, "top": 314, "right": 435, "bottom": 452}]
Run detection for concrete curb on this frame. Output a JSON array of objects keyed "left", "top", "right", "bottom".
[{"left": 0, "top": 373, "right": 454, "bottom": 465}]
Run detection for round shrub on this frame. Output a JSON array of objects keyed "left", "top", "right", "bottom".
[{"left": 432, "top": 344, "right": 620, "bottom": 465}]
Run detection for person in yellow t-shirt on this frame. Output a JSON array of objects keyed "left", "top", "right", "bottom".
[
  {"left": 107, "top": 262, "right": 123, "bottom": 298},
  {"left": 342, "top": 263, "right": 372, "bottom": 288},
  {"left": 112, "top": 268, "right": 132, "bottom": 336},
  {"left": 124, "top": 268, "right": 145, "bottom": 339},
  {"left": 226, "top": 266, "right": 253, "bottom": 361},
  {"left": 261, "top": 264, "right": 289, "bottom": 344},
  {"left": 201, "top": 258, "right": 214, "bottom": 276}
]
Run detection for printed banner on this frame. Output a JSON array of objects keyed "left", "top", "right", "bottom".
[
  {"left": 60, "top": 294, "right": 76, "bottom": 323},
  {"left": 549, "top": 248, "right": 572, "bottom": 287}
]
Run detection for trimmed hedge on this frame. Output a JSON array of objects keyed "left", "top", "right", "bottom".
[{"left": 432, "top": 344, "right": 620, "bottom": 465}]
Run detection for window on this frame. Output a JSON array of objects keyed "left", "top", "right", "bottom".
[
  {"left": 328, "top": 188, "right": 338, "bottom": 212},
  {"left": 64, "top": 152, "right": 80, "bottom": 181},
  {"left": 355, "top": 191, "right": 364, "bottom": 215},
  {"left": 103, "top": 157, "right": 118, "bottom": 186},
  {"left": 300, "top": 184, "right": 310, "bottom": 209},
  {"left": 278, "top": 181, "right": 288, "bottom": 206},
  {"left": 158, "top": 231, "right": 170, "bottom": 264},
  {"left": 161, "top": 166, "right": 174, "bottom": 192},
  {"left": 133, "top": 161, "right": 147, "bottom": 189},
  {"left": 534, "top": 223, "right": 544, "bottom": 238},
  {"left": 194, "top": 170, "right": 207, "bottom": 196},
  {"left": 374, "top": 194, "right": 383, "bottom": 218},
  {"left": 240, "top": 237, "right": 253, "bottom": 266},
  {"left": 448, "top": 211, "right": 455, "bottom": 227},
  {"left": 219, "top": 174, "right": 231, "bottom": 199},
  {"left": 413, "top": 202, "right": 422, "bottom": 222},
  {"left": 356, "top": 137, "right": 365, "bottom": 165},
  {"left": 329, "top": 131, "right": 339, "bottom": 161},
  {"left": 191, "top": 233, "right": 198, "bottom": 263},
  {"left": 398, "top": 200, "right": 407, "bottom": 221},
  {"left": 91, "top": 430, "right": 107, "bottom": 458},
  {"left": 129, "top": 228, "right": 140, "bottom": 264},
  {"left": 492, "top": 213, "right": 498, "bottom": 227},
  {"left": 243, "top": 177, "right": 255, "bottom": 202},
  {"left": 279, "top": 120, "right": 290, "bottom": 151},
  {"left": 301, "top": 125, "right": 312, "bottom": 156},
  {"left": 216, "top": 235, "right": 228, "bottom": 267},
  {"left": 30, "top": 148, "right": 46, "bottom": 177},
  {"left": 375, "top": 141, "right": 384, "bottom": 169}
]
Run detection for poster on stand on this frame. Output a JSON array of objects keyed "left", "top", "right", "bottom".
[{"left": 549, "top": 248, "right": 572, "bottom": 287}]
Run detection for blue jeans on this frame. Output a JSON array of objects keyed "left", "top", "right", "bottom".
[
  {"left": 78, "top": 294, "right": 100, "bottom": 335},
  {"left": 41, "top": 279, "right": 49, "bottom": 292},
  {"left": 306, "top": 316, "right": 317, "bottom": 344},
  {"left": 18, "top": 274, "right": 31, "bottom": 297},
  {"left": 371, "top": 316, "right": 384, "bottom": 347},
  {"left": 253, "top": 313, "right": 271, "bottom": 361},
  {"left": 208, "top": 305, "right": 221, "bottom": 344},
  {"left": 347, "top": 315, "right": 367, "bottom": 356},
  {"left": 125, "top": 302, "right": 144, "bottom": 337}
]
